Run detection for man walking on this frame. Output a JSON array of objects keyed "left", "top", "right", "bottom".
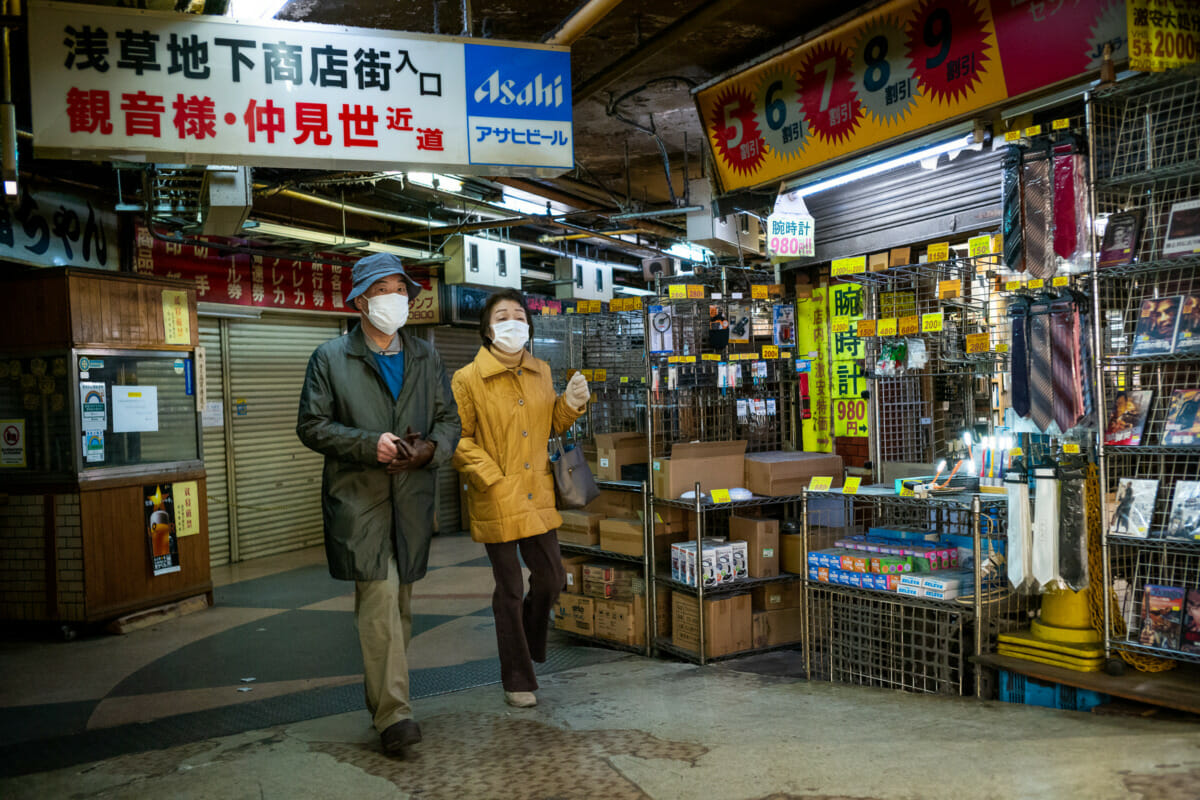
[{"left": 297, "top": 253, "right": 460, "bottom": 758}]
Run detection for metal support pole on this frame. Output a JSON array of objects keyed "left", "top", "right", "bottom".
[
  {"left": 972, "top": 494, "right": 984, "bottom": 699},
  {"left": 641, "top": 479, "right": 652, "bottom": 657},
  {"left": 801, "top": 488, "right": 811, "bottom": 680},
  {"left": 693, "top": 481, "right": 705, "bottom": 665},
  {"left": 219, "top": 319, "right": 241, "bottom": 563}
]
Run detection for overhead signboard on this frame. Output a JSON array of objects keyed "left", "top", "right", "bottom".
[
  {"left": 29, "top": 1, "right": 573, "bottom": 175},
  {"left": 695, "top": 0, "right": 1127, "bottom": 192}
]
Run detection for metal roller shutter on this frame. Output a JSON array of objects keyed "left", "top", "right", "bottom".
[
  {"left": 804, "top": 143, "right": 1004, "bottom": 262},
  {"left": 199, "top": 318, "right": 230, "bottom": 567},
  {"left": 428, "top": 326, "right": 481, "bottom": 535},
  {"left": 228, "top": 315, "right": 343, "bottom": 561}
]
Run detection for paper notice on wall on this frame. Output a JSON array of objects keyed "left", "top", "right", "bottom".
[
  {"left": 80, "top": 381, "right": 107, "bottom": 429},
  {"left": 0, "top": 419, "right": 26, "bottom": 467},
  {"left": 202, "top": 401, "right": 224, "bottom": 428},
  {"left": 113, "top": 386, "right": 159, "bottom": 433},
  {"left": 174, "top": 480, "right": 201, "bottom": 537},
  {"left": 83, "top": 430, "right": 105, "bottom": 463}
]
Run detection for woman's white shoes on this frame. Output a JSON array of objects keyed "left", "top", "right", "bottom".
[{"left": 504, "top": 691, "right": 537, "bottom": 708}]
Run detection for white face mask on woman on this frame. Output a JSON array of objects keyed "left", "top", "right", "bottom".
[
  {"left": 366, "top": 293, "right": 409, "bottom": 335},
  {"left": 491, "top": 319, "right": 530, "bottom": 353}
]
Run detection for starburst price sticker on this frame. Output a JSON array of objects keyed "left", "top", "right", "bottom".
[
  {"left": 858, "top": 319, "right": 877, "bottom": 337},
  {"left": 900, "top": 315, "right": 920, "bottom": 335}
]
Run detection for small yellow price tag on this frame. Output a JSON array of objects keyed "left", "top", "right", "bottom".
[
  {"left": 808, "top": 476, "right": 833, "bottom": 492},
  {"left": 1024, "top": 124, "right": 1042, "bottom": 137},
  {"left": 1064, "top": 443, "right": 1081, "bottom": 454},
  {"left": 1011, "top": 447, "right": 1023, "bottom": 456},
  {"left": 900, "top": 315, "right": 920, "bottom": 336},
  {"left": 965, "top": 332, "right": 990, "bottom": 354},
  {"left": 842, "top": 476, "right": 862, "bottom": 495},
  {"left": 899, "top": 486, "right": 916, "bottom": 497},
  {"left": 996, "top": 343, "right": 1010, "bottom": 353},
  {"left": 857, "top": 319, "right": 877, "bottom": 337},
  {"left": 667, "top": 356, "right": 681, "bottom": 364},
  {"left": 1005, "top": 280, "right": 1022, "bottom": 292},
  {"left": 926, "top": 242, "right": 950, "bottom": 262},
  {"left": 751, "top": 285, "right": 769, "bottom": 300},
  {"left": 921, "top": 312, "right": 944, "bottom": 333},
  {"left": 582, "top": 369, "right": 595, "bottom": 380},
  {"left": 1052, "top": 118, "right": 1070, "bottom": 131},
  {"left": 832, "top": 319, "right": 851, "bottom": 333},
  {"left": 782, "top": 351, "right": 791, "bottom": 359},
  {"left": 566, "top": 307, "right": 576, "bottom": 314},
  {"left": 762, "top": 345, "right": 780, "bottom": 359},
  {"left": 594, "top": 369, "right": 607, "bottom": 382},
  {"left": 702, "top": 353, "right": 722, "bottom": 362},
  {"left": 629, "top": 297, "right": 643, "bottom": 310},
  {"left": 968, "top": 235, "right": 991, "bottom": 258},
  {"left": 831, "top": 256, "right": 867, "bottom": 276},
  {"left": 710, "top": 489, "right": 732, "bottom": 504},
  {"left": 668, "top": 284, "right": 686, "bottom": 299},
  {"left": 878, "top": 318, "right": 898, "bottom": 337},
  {"left": 619, "top": 376, "right": 629, "bottom": 384},
  {"left": 682, "top": 355, "right": 696, "bottom": 364},
  {"left": 1028, "top": 278, "right": 1045, "bottom": 289},
  {"left": 1052, "top": 276, "right": 1069, "bottom": 287},
  {"left": 686, "top": 285, "right": 705, "bottom": 300},
  {"left": 938, "top": 279, "right": 961, "bottom": 299},
  {"left": 1004, "top": 130, "right": 1021, "bottom": 142}
]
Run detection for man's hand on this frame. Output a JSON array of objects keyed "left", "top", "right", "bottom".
[
  {"left": 386, "top": 427, "right": 436, "bottom": 473},
  {"left": 377, "top": 432, "right": 402, "bottom": 463}
]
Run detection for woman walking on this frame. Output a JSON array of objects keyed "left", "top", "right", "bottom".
[{"left": 451, "top": 289, "right": 590, "bottom": 708}]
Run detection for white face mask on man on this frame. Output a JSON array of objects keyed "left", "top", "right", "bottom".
[
  {"left": 366, "top": 293, "right": 409, "bottom": 335},
  {"left": 491, "top": 319, "right": 530, "bottom": 353}
]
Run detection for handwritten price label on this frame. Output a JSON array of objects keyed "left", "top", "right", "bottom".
[
  {"left": 668, "top": 284, "right": 687, "bottom": 299},
  {"left": 1028, "top": 278, "right": 1045, "bottom": 289},
  {"left": 900, "top": 315, "right": 920, "bottom": 336},
  {"left": 1011, "top": 447, "right": 1023, "bottom": 457},
  {"left": 762, "top": 345, "right": 780, "bottom": 359},
  {"left": 686, "top": 285, "right": 705, "bottom": 299},
  {"left": 878, "top": 318, "right": 898, "bottom": 337},
  {"left": 702, "top": 354, "right": 722, "bottom": 362},
  {"left": 593, "top": 369, "right": 607, "bottom": 382},
  {"left": 808, "top": 476, "right": 833, "bottom": 492},
  {"left": 1052, "top": 276, "right": 1069, "bottom": 287},
  {"left": 832, "top": 319, "right": 851, "bottom": 333},
  {"left": 1024, "top": 125, "right": 1043, "bottom": 137},
  {"left": 1004, "top": 130, "right": 1021, "bottom": 142},
  {"left": 1052, "top": 118, "right": 1070, "bottom": 131},
  {"left": 921, "top": 312, "right": 944, "bottom": 333},
  {"left": 857, "top": 319, "right": 876, "bottom": 338},
  {"left": 965, "top": 332, "right": 990, "bottom": 354},
  {"left": 842, "top": 476, "right": 861, "bottom": 495},
  {"left": 582, "top": 369, "right": 594, "bottom": 380},
  {"left": 1005, "top": 280, "right": 1022, "bottom": 292},
  {"left": 710, "top": 489, "right": 732, "bottom": 504},
  {"left": 1064, "top": 443, "right": 1081, "bottom": 454},
  {"left": 926, "top": 242, "right": 950, "bottom": 262},
  {"left": 831, "top": 256, "right": 867, "bottom": 276},
  {"left": 968, "top": 235, "right": 991, "bottom": 258},
  {"left": 751, "top": 285, "right": 769, "bottom": 300}
]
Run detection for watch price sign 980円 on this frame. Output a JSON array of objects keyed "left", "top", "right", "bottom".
[{"left": 695, "top": 0, "right": 1127, "bottom": 192}]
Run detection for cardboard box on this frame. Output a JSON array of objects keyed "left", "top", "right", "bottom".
[
  {"left": 652, "top": 440, "right": 747, "bottom": 500},
  {"left": 781, "top": 533, "right": 805, "bottom": 575},
  {"left": 762, "top": 607, "right": 804, "bottom": 646},
  {"left": 671, "top": 591, "right": 752, "bottom": 658},
  {"left": 751, "top": 611, "right": 770, "bottom": 649},
  {"left": 646, "top": 505, "right": 687, "bottom": 526},
  {"left": 594, "top": 595, "right": 646, "bottom": 645},
  {"left": 558, "top": 509, "right": 603, "bottom": 546},
  {"left": 599, "top": 517, "right": 688, "bottom": 561},
  {"left": 751, "top": 580, "right": 803, "bottom": 610},
  {"left": 584, "top": 489, "right": 641, "bottom": 518},
  {"left": 889, "top": 246, "right": 911, "bottom": 267},
  {"left": 561, "top": 555, "right": 589, "bottom": 593},
  {"left": 729, "top": 515, "right": 780, "bottom": 577},
  {"left": 869, "top": 252, "right": 889, "bottom": 272},
  {"left": 656, "top": 585, "right": 671, "bottom": 638},
  {"left": 554, "top": 594, "right": 594, "bottom": 636},
  {"left": 744, "top": 451, "right": 844, "bottom": 497},
  {"left": 594, "top": 432, "right": 648, "bottom": 482}
]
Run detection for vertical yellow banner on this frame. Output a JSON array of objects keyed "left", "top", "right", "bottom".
[
  {"left": 162, "top": 290, "right": 191, "bottom": 346},
  {"left": 174, "top": 480, "right": 201, "bottom": 537}
]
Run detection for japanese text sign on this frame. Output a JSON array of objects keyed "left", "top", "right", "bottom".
[
  {"left": 1128, "top": 0, "right": 1200, "bottom": 72},
  {"left": 766, "top": 212, "right": 815, "bottom": 259},
  {"left": 695, "top": 0, "right": 1127, "bottom": 191},
  {"left": 30, "top": 2, "right": 573, "bottom": 174},
  {"left": 0, "top": 188, "right": 117, "bottom": 269}
]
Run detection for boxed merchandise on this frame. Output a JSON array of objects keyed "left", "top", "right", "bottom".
[
  {"left": 781, "top": 532, "right": 805, "bottom": 574},
  {"left": 870, "top": 556, "right": 912, "bottom": 574},
  {"left": 671, "top": 542, "right": 694, "bottom": 584},
  {"left": 730, "top": 515, "right": 780, "bottom": 577},
  {"left": 656, "top": 585, "right": 672, "bottom": 638},
  {"left": 751, "top": 580, "right": 803, "bottom": 610},
  {"left": 594, "top": 432, "right": 648, "bottom": 481},
  {"left": 584, "top": 489, "right": 642, "bottom": 518},
  {"left": 808, "top": 566, "right": 820, "bottom": 582},
  {"left": 922, "top": 586, "right": 961, "bottom": 601},
  {"left": 594, "top": 595, "right": 646, "bottom": 645},
  {"left": 898, "top": 584, "right": 921, "bottom": 598},
  {"left": 729, "top": 540, "right": 749, "bottom": 580},
  {"left": 921, "top": 570, "right": 973, "bottom": 593},
  {"left": 582, "top": 562, "right": 644, "bottom": 601},
  {"left": 647, "top": 505, "right": 688, "bottom": 527},
  {"left": 672, "top": 591, "right": 753, "bottom": 658},
  {"left": 869, "top": 526, "right": 940, "bottom": 543},
  {"left": 599, "top": 517, "right": 688, "bottom": 560},
  {"left": 762, "top": 607, "right": 804, "bottom": 646},
  {"left": 652, "top": 440, "right": 747, "bottom": 500},
  {"left": 554, "top": 594, "right": 595, "bottom": 636},
  {"left": 751, "top": 611, "right": 770, "bottom": 649},
  {"left": 561, "top": 555, "right": 589, "bottom": 593},
  {"left": 558, "top": 509, "right": 603, "bottom": 546},
  {"left": 711, "top": 541, "right": 734, "bottom": 584},
  {"left": 743, "top": 451, "right": 844, "bottom": 496}
]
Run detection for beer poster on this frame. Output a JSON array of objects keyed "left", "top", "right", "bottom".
[{"left": 144, "top": 483, "right": 181, "bottom": 576}]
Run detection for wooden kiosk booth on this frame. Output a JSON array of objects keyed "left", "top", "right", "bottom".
[{"left": 0, "top": 268, "right": 212, "bottom": 634}]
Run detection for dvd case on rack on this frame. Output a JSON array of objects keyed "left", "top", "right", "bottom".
[
  {"left": 1104, "top": 390, "right": 1153, "bottom": 446},
  {"left": 1176, "top": 296, "right": 1200, "bottom": 353},
  {"left": 1182, "top": 589, "right": 1200, "bottom": 655},
  {"left": 1110, "top": 478, "right": 1159, "bottom": 538},
  {"left": 1163, "top": 389, "right": 1200, "bottom": 445},
  {"left": 1163, "top": 199, "right": 1200, "bottom": 260},
  {"left": 1131, "top": 296, "right": 1183, "bottom": 356},
  {"left": 1165, "top": 481, "right": 1200, "bottom": 541},
  {"left": 1098, "top": 209, "right": 1143, "bottom": 267},
  {"left": 1139, "top": 585, "right": 1185, "bottom": 649}
]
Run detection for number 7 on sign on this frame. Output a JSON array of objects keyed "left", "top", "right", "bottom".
[{"left": 814, "top": 57, "right": 838, "bottom": 111}]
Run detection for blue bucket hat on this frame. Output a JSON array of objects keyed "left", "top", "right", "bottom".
[{"left": 345, "top": 253, "right": 421, "bottom": 306}]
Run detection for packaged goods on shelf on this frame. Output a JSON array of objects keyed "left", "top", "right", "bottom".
[
  {"left": 867, "top": 526, "right": 941, "bottom": 543},
  {"left": 559, "top": 510, "right": 603, "bottom": 545},
  {"left": 672, "top": 591, "right": 752, "bottom": 658},
  {"left": 781, "top": 532, "right": 805, "bottom": 574},
  {"left": 594, "top": 433, "right": 648, "bottom": 481},
  {"left": 582, "top": 563, "right": 645, "bottom": 601},
  {"left": 594, "top": 595, "right": 646, "bottom": 646},
  {"left": 584, "top": 489, "right": 642, "bottom": 518},
  {"left": 561, "top": 555, "right": 589, "bottom": 593},
  {"left": 554, "top": 594, "right": 595, "bottom": 636},
  {"left": 760, "top": 607, "right": 804, "bottom": 646},
  {"left": 751, "top": 580, "right": 803, "bottom": 610},
  {"left": 729, "top": 540, "right": 749, "bottom": 580},
  {"left": 730, "top": 515, "right": 780, "bottom": 577},
  {"left": 743, "top": 451, "right": 844, "bottom": 496},
  {"left": 598, "top": 517, "right": 687, "bottom": 559},
  {"left": 652, "top": 440, "right": 747, "bottom": 499},
  {"left": 656, "top": 585, "right": 672, "bottom": 638}
]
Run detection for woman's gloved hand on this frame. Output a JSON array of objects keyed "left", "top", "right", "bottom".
[{"left": 565, "top": 372, "right": 590, "bottom": 410}]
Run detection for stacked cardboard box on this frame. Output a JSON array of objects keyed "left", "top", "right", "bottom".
[
  {"left": 729, "top": 516, "right": 779, "bottom": 577},
  {"left": 594, "top": 595, "right": 646, "bottom": 646},
  {"left": 561, "top": 555, "right": 590, "bottom": 593},
  {"left": 554, "top": 594, "right": 595, "bottom": 636},
  {"left": 599, "top": 517, "right": 687, "bottom": 561},
  {"left": 671, "top": 591, "right": 752, "bottom": 658},
  {"left": 582, "top": 562, "right": 644, "bottom": 601},
  {"left": 594, "top": 432, "right": 648, "bottom": 481},
  {"left": 743, "top": 451, "right": 844, "bottom": 496},
  {"left": 652, "top": 440, "right": 747, "bottom": 500}
]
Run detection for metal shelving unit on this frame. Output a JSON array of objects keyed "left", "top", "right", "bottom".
[{"left": 1090, "top": 65, "right": 1200, "bottom": 668}]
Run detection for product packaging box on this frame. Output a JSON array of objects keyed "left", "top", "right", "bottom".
[
  {"left": 729, "top": 515, "right": 780, "bottom": 577},
  {"left": 584, "top": 489, "right": 642, "bottom": 519},
  {"left": 743, "top": 451, "right": 844, "bottom": 497},
  {"left": 673, "top": 542, "right": 698, "bottom": 586},
  {"left": 647, "top": 505, "right": 688, "bottom": 527},
  {"left": 594, "top": 595, "right": 646, "bottom": 645},
  {"left": 594, "top": 432, "right": 648, "bottom": 482},
  {"left": 762, "top": 607, "right": 805, "bottom": 646},
  {"left": 889, "top": 246, "right": 911, "bottom": 267},
  {"left": 561, "top": 555, "right": 589, "bottom": 593},
  {"left": 656, "top": 585, "right": 672, "bottom": 638},
  {"left": 707, "top": 542, "right": 732, "bottom": 585},
  {"left": 582, "top": 562, "right": 644, "bottom": 601},
  {"left": 781, "top": 532, "right": 805, "bottom": 574},
  {"left": 751, "top": 611, "right": 770, "bottom": 649},
  {"left": 897, "top": 584, "right": 920, "bottom": 598},
  {"left": 558, "top": 509, "right": 604, "bottom": 546},
  {"left": 554, "top": 594, "right": 595, "bottom": 636},
  {"left": 729, "top": 540, "right": 749, "bottom": 580},
  {"left": 598, "top": 517, "right": 688, "bottom": 560},
  {"left": 652, "top": 440, "right": 747, "bottom": 500},
  {"left": 869, "top": 252, "right": 890, "bottom": 272},
  {"left": 671, "top": 591, "right": 753, "bottom": 658},
  {"left": 751, "top": 579, "right": 803, "bottom": 610}
]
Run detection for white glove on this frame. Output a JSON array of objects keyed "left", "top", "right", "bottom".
[{"left": 565, "top": 372, "right": 590, "bottom": 410}]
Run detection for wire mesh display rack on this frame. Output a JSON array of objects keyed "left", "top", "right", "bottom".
[{"left": 1090, "top": 65, "right": 1200, "bottom": 667}]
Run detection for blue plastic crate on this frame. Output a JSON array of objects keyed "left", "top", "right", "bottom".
[{"left": 997, "top": 670, "right": 1110, "bottom": 712}]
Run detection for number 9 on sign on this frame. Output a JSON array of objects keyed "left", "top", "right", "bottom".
[{"left": 834, "top": 398, "right": 868, "bottom": 437}]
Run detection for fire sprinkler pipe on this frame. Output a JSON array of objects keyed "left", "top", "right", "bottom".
[{"left": 543, "top": 0, "right": 627, "bottom": 46}]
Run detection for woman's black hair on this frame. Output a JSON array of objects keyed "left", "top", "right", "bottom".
[{"left": 479, "top": 288, "right": 533, "bottom": 348}]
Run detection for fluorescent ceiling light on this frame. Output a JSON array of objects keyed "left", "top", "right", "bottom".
[
  {"left": 229, "top": 0, "right": 290, "bottom": 18},
  {"left": 3, "top": 180, "right": 16, "bottom": 196},
  {"left": 407, "top": 172, "right": 464, "bottom": 194},
  {"left": 247, "top": 220, "right": 432, "bottom": 260},
  {"left": 794, "top": 135, "right": 975, "bottom": 197},
  {"left": 667, "top": 241, "right": 711, "bottom": 263},
  {"left": 614, "top": 286, "right": 657, "bottom": 296},
  {"left": 499, "top": 191, "right": 549, "bottom": 217}
]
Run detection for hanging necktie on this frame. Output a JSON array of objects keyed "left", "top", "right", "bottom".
[
  {"left": 1058, "top": 465, "right": 1088, "bottom": 591},
  {"left": 1032, "top": 465, "right": 1061, "bottom": 591},
  {"left": 1029, "top": 302, "right": 1054, "bottom": 433},
  {"left": 1051, "top": 299, "right": 1079, "bottom": 433},
  {"left": 1052, "top": 143, "right": 1080, "bottom": 261},
  {"left": 1006, "top": 465, "right": 1033, "bottom": 592},
  {"left": 1003, "top": 146, "right": 1025, "bottom": 274},
  {"left": 1070, "top": 304, "right": 1087, "bottom": 424},
  {"left": 1023, "top": 155, "right": 1055, "bottom": 280},
  {"left": 1009, "top": 300, "right": 1031, "bottom": 418},
  {"left": 1077, "top": 305, "right": 1095, "bottom": 422}
]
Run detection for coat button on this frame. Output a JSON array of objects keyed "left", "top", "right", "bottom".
[
  {"left": 527, "top": 493, "right": 533, "bottom": 500},
  {"left": 518, "top": 399, "right": 524, "bottom": 405},
  {"left": 524, "top": 463, "right": 530, "bottom": 469},
  {"left": 517, "top": 369, "right": 523, "bottom": 375},
  {"left": 522, "top": 430, "right": 528, "bottom": 437}
]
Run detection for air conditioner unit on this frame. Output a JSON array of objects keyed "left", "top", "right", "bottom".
[
  {"left": 685, "top": 178, "right": 761, "bottom": 256},
  {"left": 201, "top": 166, "right": 252, "bottom": 237},
  {"left": 641, "top": 256, "right": 679, "bottom": 281},
  {"left": 443, "top": 235, "right": 522, "bottom": 289},
  {"left": 553, "top": 256, "right": 614, "bottom": 301}
]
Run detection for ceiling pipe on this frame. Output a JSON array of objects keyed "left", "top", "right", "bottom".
[
  {"left": 573, "top": 0, "right": 744, "bottom": 104},
  {"left": 257, "top": 185, "right": 437, "bottom": 228},
  {"left": 538, "top": 228, "right": 639, "bottom": 243},
  {"left": 609, "top": 205, "right": 702, "bottom": 220},
  {"left": 543, "top": 0, "right": 627, "bottom": 45}
]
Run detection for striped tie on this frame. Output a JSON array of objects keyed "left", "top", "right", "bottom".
[
  {"left": 1003, "top": 147, "right": 1025, "bottom": 273},
  {"left": 1029, "top": 304, "right": 1054, "bottom": 433},
  {"left": 1051, "top": 300, "right": 1077, "bottom": 433},
  {"left": 1023, "top": 157, "right": 1055, "bottom": 280}
]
